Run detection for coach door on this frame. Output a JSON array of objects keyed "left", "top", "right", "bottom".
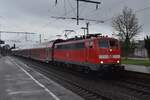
[{"left": 46, "top": 47, "right": 50, "bottom": 62}]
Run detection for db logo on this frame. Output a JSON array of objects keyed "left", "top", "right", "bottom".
[{"left": 109, "top": 55, "right": 112, "bottom": 58}]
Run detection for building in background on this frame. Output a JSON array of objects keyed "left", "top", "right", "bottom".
[{"left": 134, "top": 40, "right": 147, "bottom": 58}]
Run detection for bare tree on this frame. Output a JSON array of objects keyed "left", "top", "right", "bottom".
[{"left": 112, "top": 7, "right": 142, "bottom": 59}]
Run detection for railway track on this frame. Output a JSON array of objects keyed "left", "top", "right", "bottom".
[
  {"left": 35, "top": 68, "right": 110, "bottom": 100},
  {"left": 109, "top": 79, "right": 150, "bottom": 100},
  {"left": 13, "top": 56, "right": 150, "bottom": 100}
]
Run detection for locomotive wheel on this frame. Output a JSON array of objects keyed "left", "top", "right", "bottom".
[
  {"left": 83, "top": 67, "right": 91, "bottom": 74},
  {"left": 66, "top": 63, "right": 71, "bottom": 68}
]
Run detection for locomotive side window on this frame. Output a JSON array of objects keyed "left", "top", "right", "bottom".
[
  {"left": 109, "top": 40, "right": 119, "bottom": 48},
  {"left": 56, "top": 42, "right": 84, "bottom": 50},
  {"left": 99, "top": 40, "right": 109, "bottom": 48}
]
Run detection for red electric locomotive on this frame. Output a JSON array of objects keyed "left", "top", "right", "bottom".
[
  {"left": 12, "top": 34, "right": 124, "bottom": 73},
  {"left": 53, "top": 34, "right": 124, "bottom": 73}
]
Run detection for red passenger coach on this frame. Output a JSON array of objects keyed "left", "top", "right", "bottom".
[
  {"left": 28, "top": 39, "right": 63, "bottom": 62},
  {"left": 12, "top": 39, "right": 63, "bottom": 62}
]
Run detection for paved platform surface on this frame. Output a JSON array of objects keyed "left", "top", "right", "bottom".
[
  {"left": 0, "top": 56, "right": 84, "bottom": 100},
  {"left": 124, "top": 64, "right": 150, "bottom": 74}
]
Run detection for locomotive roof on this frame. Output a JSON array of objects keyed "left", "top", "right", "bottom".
[{"left": 56, "top": 36, "right": 117, "bottom": 45}]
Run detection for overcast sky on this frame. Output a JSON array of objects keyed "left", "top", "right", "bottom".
[{"left": 0, "top": 0, "right": 150, "bottom": 46}]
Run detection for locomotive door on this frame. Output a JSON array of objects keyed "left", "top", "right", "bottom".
[{"left": 86, "top": 41, "right": 94, "bottom": 63}]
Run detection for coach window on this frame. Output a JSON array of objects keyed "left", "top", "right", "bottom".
[
  {"left": 75, "top": 43, "right": 84, "bottom": 49},
  {"left": 65, "top": 44, "right": 70, "bottom": 49},
  {"left": 56, "top": 45, "right": 59, "bottom": 49},
  {"left": 62, "top": 45, "right": 67, "bottom": 49},
  {"left": 55, "top": 45, "right": 57, "bottom": 49},
  {"left": 56, "top": 45, "right": 62, "bottom": 49},
  {"left": 70, "top": 44, "right": 76, "bottom": 49},
  {"left": 67, "top": 44, "right": 71, "bottom": 49}
]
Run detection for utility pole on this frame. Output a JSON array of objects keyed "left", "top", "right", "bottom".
[
  {"left": 53, "top": 0, "right": 101, "bottom": 25},
  {"left": 76, "top": 0, "right": 101, "bottom": 25},
  {"left": 77, "top": 0, "right": 79, "bottom": 25},
  {"left": 86, "top": 22, "right": 89, "bottom": 34},
  {"left": 81, "top": 27, "right": 86, "bottom": 39},
  {"left": 81, "top": 22, "right": 89, "bottom": 38},
  {"left": 39, "top": 34, "right": 42, "bottom": 43}
]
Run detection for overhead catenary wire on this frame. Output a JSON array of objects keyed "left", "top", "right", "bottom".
[
  {"left": 90, "top": 5, "right": 150, "bottom": 27},
  {"left": 49, "top": 0, "right": 78, "bottom": 23},
  {"left": 74, "top": 3, "right": 150, "bottom": 35},
  {"left": 135, "top": 6, "right": 150, "bottom": 13},
  {"left": 50, "top": 0, "right": 129, "bottom": 26},
  {"left": 48, "top": 0, "right": 150, "bottom": 38},
  {"left": 65, "top": 0, "right": 87, "bottom": 16},
  {"left": 82, "top": 0, "right": 129, "bottom": 24}
]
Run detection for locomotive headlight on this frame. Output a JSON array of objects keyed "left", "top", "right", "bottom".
[
  {"left": 100, "top": 61, "right": 104, "bottom": 64},
  {"left": 99, "top": 55, "right": 109, "bottom": 59},
  {"left": 117, "top": 60, "right": 120, "bottom": 63}
]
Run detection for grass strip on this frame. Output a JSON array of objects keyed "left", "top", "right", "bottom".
[{"left": 122, "top": 59, "right": 150, "bottom": 67}]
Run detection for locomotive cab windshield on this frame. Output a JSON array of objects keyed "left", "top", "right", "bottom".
[
  {"left": 98, "top": 38, "right": 121, "bottom": 65},
  {"left": 99, "top": 39, "right": 119, "bottom": 49},
  {"left": 109, "top": 39, "right": 119, "bottom": 49}
]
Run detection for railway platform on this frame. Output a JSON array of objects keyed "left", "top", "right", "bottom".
[
  {"left": 0, "top": 56, "right": 84, "bottom": 100},
  {"left": 124, "top": 64, "right": 150, "bottom": 74}
]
